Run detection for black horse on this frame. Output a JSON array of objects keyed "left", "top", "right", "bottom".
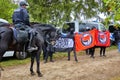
[
  {"left": 0, "top": 23, "right": 58, "bottom": 77},
  {"left": 0, "top": 24, "right": 45, "bottom": 77},
  {"left": 30, "top": 23, "right": 59, "bottom": 76},
  {"left": 43, "top": 27, "right": 78, "bottom": 63},
  {"left": 31, "top": 23, "right": 60, "bottom": 63}
]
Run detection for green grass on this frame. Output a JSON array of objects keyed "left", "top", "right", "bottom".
[
  {"left": 0, "top": 57, "right": 31, "bottom": 67},
  {"left": 0, "top": 45, "right": 117, "bottom": 67},
  {"left": 107, "top": 45, "right": 117, "bottom": 50},
  {"left": 110, "top": 76, "right": 120, "bottom": 80}
]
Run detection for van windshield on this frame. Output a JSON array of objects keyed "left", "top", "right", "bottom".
[
  {"left": 99, "top": 24, "right": 106, "bottom": 31},
  {"left": 62, "top": 22, "right": 75, "bottom": 34},
  {"left": 79, "top": 23, "right": 98, "bottom": 32},
  {"left": 79, "top": 23, "right": 106, "bottom": 32}
]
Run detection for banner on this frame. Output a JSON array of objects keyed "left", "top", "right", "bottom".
[
  {"left": 74, "top": 29, "right": 96, "bottom": 51},
  {"left": 54, "top": 37, "right": 74, "bottom": 52},
  {"left": 95, "top": 30, "right": 110, "bottom": 47},
  {"left": 74, "top": 29, "right": 110, "bottom": 52}
]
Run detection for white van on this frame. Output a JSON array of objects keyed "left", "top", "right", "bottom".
[{"left": 61, "top": 21, "right": 106, "bottom": 34}]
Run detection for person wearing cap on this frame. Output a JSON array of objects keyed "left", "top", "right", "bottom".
[
  {"left": 12, "top": 1, "right": 38, "bottom": 52},
  {"left": 12, "top": 1, "right": 29, "bottom": 26}
]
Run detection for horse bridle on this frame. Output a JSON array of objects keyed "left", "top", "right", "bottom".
[{"left": 45, "top": 29, "right": 59, "bottom": 45}]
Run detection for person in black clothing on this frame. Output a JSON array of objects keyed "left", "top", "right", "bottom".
[
  {"left": 12, "top": 1, "right": 37, "bottom": 52},
  {"left": 113, "top": 23, "right": 120, "bottom": 52}
]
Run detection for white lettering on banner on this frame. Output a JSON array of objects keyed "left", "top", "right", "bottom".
[{"left": 54, "top": 38, "right": 74, "bottom": 48}]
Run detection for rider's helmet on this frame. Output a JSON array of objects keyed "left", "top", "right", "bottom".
[{"left": 19, "top": 1, "right": 28, "bottom": 6}]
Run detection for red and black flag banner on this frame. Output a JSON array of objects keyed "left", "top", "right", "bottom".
[
  {"left": 74, "top": 29, "right": 96, "bottom": 51},
  {"left": 95, "top": 30, "right": 110, "bottom": 47},
  {"left": 74, "top": 29, "right": 110, "bottom": 52}
]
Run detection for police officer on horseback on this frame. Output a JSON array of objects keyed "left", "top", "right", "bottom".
[{"left": 12, "top": 1, "right": 38, "bottom": 52}]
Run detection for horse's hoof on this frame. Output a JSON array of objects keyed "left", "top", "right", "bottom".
[
  {"left": 38, "top": 73, "right": 43, "bottom": 77},
  {"left": 0, "top": 68, "right": 4, "bottom": 71},
  {"left": 31, "top": 72, "right": 35, "bottom": 76},
  {"left": 44, "top": 61, "right": 47, "bottom": 63},
  {"left": 75, "top": 60, "right": 78, "bottom": 62}
]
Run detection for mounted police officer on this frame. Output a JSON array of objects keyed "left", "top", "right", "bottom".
[{"left": 12, "top": 1, "right": 37, "bottom": 52}]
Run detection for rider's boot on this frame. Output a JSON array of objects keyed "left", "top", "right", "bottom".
[{"left": 27, "top": 32, "right": 38, "bottom": 52}]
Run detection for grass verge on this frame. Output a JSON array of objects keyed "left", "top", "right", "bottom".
[{"left": 0, "top": 45, "right": 117, "bottom": 67}]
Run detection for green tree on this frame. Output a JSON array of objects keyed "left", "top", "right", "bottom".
[
  {"left": 103, "top": 0, "right": 120, "bottom": 21},
  {"left": 28, "top": 0, "right": 101, "bottom": 26},
  {"left": 0, "top": 0, "right": 17, "bottom": 23}
]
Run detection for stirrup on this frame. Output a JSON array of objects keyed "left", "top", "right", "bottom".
[{"left": 27, "top": 47, "right": 38, "bottom": 52}]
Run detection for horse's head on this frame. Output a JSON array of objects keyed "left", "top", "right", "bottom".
[
  {"left": 32, "top": 23, "right": 60, "bottom": 44},
  {"left": 48, "top": 26, "right": 60, "bottom": 41}
]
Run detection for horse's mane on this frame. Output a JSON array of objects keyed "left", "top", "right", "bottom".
[
  {"left": 31, "top": 22, "right": 56, "bottom": 31},
  {"left": 0, "top": 23, "right": 11, "bottom": 27},
  {"left": 0, "top": 23, "right": 13, "bottom": 27}
]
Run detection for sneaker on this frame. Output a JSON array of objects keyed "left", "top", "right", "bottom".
[{"left": 27, "top": 47, "right": 38, "bottom": 52}]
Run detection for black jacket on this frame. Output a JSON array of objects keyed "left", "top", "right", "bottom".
[
  {"left": 114, "top": 29, "right": 120, "bottom": 43},
  {"left": 12, "top": 7, "right": 30, "bottom": 26}
]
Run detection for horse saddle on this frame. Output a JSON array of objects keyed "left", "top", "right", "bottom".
[
  {"left": 16, "top": 29, "right": 29, "bottom": 43},
  {"left": 12, "top": 24, "right": 29, "bottom": 43}
]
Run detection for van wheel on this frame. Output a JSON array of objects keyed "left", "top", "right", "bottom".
[{"left": 15, "top": 51, "right": 27, "bottom": 59}]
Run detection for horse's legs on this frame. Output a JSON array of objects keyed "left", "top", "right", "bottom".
[
  {"left": 30, "top": 53, "right": 35, "bottom": 75},
  {"left": 42, "top": 45, "right": 46, "bottom": 60},
  {"left": 36, "top": 51, "right": 42, "bottom": 77},
  {"left": 44, "top": 51, "right": 49, "bottom": 63},
  {"left": 0, "top": 63, "right": 4, "bottom": 71},
  {"left": 0, "top": 50, "right": 6, "bottom": 71}
]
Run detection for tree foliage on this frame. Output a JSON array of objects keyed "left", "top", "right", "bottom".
[
  {"left": 28, "top": 0, "right": 101, "bottom": 26},
  {"left": 103, "top": 0, "right": 120, "bottom": 21},
  {"left": 0, "top": 0, "right": 17, "bottom": 23}
]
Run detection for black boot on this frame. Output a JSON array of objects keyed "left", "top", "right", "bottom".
[{"left": 27, "top": 32, "right": 38, "bottom": 52}]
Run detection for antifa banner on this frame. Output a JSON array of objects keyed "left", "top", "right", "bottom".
[
  {"left": 74, "top": 29, "right": 110, "bottom": 52},
  {"left": 74, "top": 29, "right": 96, "bottom": 52},
  {"left": 95, "top": 30, "right": 110, "bottom": 47},
  {"left": 54, "top": 37, "right": 74, "bottom": 52}
]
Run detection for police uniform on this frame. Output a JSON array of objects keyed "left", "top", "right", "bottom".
[{"left": 12, "top": 1, "right": 38, "bottom": 52}]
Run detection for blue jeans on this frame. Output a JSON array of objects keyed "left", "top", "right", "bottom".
[{"left": 117, "top": 41, "right": 120, "bottom": 52}]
